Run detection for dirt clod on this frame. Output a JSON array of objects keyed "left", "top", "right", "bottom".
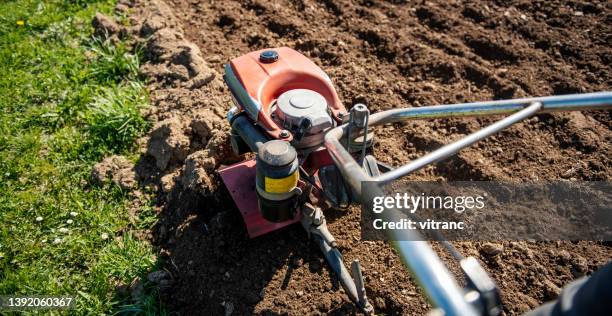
[
  {"left": 571, "top": 255, "right": 589, "bottom": 275},
  {"left": 171, "top": 42, "right": 210, "bottom": 78},
  {"left": 180, "top": 150, "right": 217, "bottom": 195},
  {"left": 190, "top": 109, "right": 225, "bottom": 143},
  {"left": 542, "top": 279, "right": 561, "bottom": 300},
  {"left": 139, "top": 0, "right": 179, "bottom": 37},
  {"left": 189, "top": 72, "right": 216, "bottom": 89},
  {"left": 160, "top": 170, "right": 179, "bottom": 193},
  {"left": 481, "top": 242, "right": 504, "bottom": 256},
  {"left": 146, "top": 118, "right": 191, "bottom": 171},
  {"left": 557, "top": 249, "right": 572, "bottom": 264},
  {"left": 222, "top": 301, "right": 234, "bottom": 316},
  {"left": 141, "top": 27, "right": 216, "bottom": 87},
  {"left": 92, "top": 155, "right": 136, "bottom": 190},
  {"left": 375, "top": 296, "right": 387, "bottom": 310},
  {"left": 148, "top": 270, "right": 170, "bottom": 284},
  {"left": 92, "top": 13, "right": 120, "bottom": 38}
]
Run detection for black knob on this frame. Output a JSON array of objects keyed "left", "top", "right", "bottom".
[{"left": 259, "top": 50, "right": 279, "bottom": 63}]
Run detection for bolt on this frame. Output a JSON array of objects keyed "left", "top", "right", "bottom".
[
  {"left": 279, "top": 130, "right": 290, "bottom": 138},
  {"left": 350, "top": 103, "right": 369, "bottom": 128}
]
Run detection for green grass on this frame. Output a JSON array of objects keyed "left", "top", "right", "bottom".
[{"left": 0, "top": 0, "right": 162, "bottom": 314}]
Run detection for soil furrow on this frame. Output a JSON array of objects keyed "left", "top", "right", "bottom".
[{"left": 124, "top": 0, "right": 611, "bottom": 314}]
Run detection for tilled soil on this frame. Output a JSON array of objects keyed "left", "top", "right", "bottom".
[{"left": 115, "top": 0, "right": 610, "bottom": 315}]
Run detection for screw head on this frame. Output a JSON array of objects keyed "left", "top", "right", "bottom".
[
  {"left": 279, "top": 130, "right": 290, "bottom": 138},
  {"left": 260, "top": 50, "right": 279, "bottom": 63}
]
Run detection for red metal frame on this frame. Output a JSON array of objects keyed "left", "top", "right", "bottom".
[
  {"left": 219, "top": 148, "right": 336, "bottom": 238},
  {"left": 218, "top": 159, "right": 301, "bottom": 238}
]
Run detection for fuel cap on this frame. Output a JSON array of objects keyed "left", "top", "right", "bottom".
[{"left": 259, "top": 50, "right": 279, "bottom": 63}]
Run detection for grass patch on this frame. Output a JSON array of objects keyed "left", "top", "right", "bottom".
[
  {"left": 88, "top": 37, "right": 141, "bottom": 83},
  {"left": 86, "top": 81, "right": 150, "bottom": 154},
  {"left": 0, "top": 0, "right": 162, "bottom": 314}
]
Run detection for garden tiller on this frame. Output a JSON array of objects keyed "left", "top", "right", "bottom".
[{"left": 218, "top": 47, "right": 612, "bottom": 315}]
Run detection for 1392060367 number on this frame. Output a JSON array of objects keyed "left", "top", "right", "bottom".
[{"left": 0, "top": 295, "right": 76, "bottom": 310}]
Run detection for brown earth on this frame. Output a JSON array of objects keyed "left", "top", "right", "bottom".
[{"left": 104, "top": 0, "right": 610, "bottom": 315}]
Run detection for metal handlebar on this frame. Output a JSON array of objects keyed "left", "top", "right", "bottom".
[
  {"left": 325, "top": 91, "right": 612, "bottom": 196},
  {"left": 322, "top": 91, "right": 612, "bottom": 316}
]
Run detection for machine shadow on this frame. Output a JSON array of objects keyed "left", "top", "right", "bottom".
[{"left": 136, "top": 154, "right": 328, "bottom": 315}]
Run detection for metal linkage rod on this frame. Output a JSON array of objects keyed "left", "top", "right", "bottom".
[
  {"left": 368, "top": 91, "right": 612, "bottom": 126},
  {"left": 395, "top": 240, "right": 479, "bottom": 315},
  {"left": 324, "top": 92, "right": 612, "bottom": 195},
  {"left": 377, "top": 102, "right": 542, "bottom": 183}
]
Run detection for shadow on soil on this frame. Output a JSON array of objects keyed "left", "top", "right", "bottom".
[{"left": 134, "top": 155, "right": 347, "bottom": 315}]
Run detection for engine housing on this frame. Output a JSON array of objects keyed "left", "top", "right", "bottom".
[{"left": 273, "top": 89, "right": 334, "bottom": 148}]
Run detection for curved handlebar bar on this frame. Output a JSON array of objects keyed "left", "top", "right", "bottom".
[{"left": 323, "top": 91, "right": 612, "bottom": 316}]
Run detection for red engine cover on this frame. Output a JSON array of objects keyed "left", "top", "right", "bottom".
[{"left": 228, "top": 47, "right": 346, "bottom": 140}]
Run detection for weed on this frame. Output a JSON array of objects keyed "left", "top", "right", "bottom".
[
  {"left": 88, "top": 37, "right": 141, "bottom": 83},
  {"left": 86, "top": 81, "right": 150, "bottom": 154}
]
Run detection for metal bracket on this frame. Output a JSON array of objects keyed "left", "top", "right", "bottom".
[
  {"left": 318, "top": 165, "right": 351, "bottom": 209},
  {"left": 461, "top": 257, "right": 502, "bottom": 316},
  {"left": 300, "top": 203, "right": 374, "bottom": 314},
  {"left": 362, "top": 155, "right": 381, "bottom": 177},
  {"left": 300, "top": 203, "right": 336, "bottom": 248}
]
